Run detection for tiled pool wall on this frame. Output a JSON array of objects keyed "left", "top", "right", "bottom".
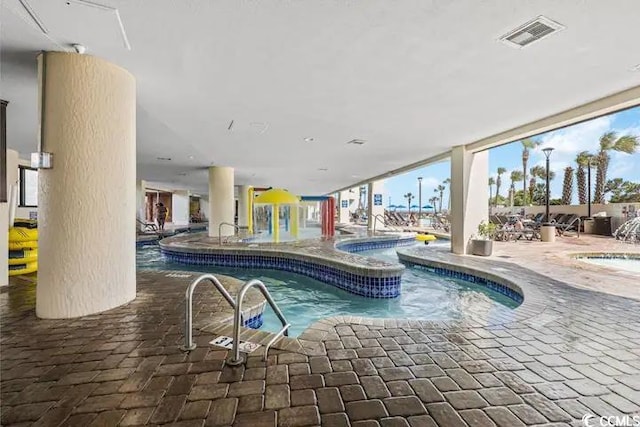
[
  {"left": 397, "top": 254, "right": 524, "bottom": 304},
  {"left": 160, "top": 236, "right": 415, "bottom": 299},
  {"left": 218, "top": 301, "right": 266, "bottom": 331},
  {"left": 334, "top": 236, "right": 416, "bottom": 253},
  {"left": 136, "top": 238, "right": 159, "bottom": 247},
  {"left": 161, "top": 249, "right": 402, "bottom": 298},
  {"left": 243, "top": 313, "right": 263, "bottom": 329},
  {"left": 572, "top": 252, "right": 640, "bottom": 260}
]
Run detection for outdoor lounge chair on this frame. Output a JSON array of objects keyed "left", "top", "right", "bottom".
[
  {"left": 137, "top": 218, "right": 158, "bottom": 232},
  {"left": 554, "top": 214, "right": 581, "bottom": 236}
]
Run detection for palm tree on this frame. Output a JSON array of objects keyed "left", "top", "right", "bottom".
[
  {"left": 404, "top": 192, "right": 414, "bottom": 211},
  {"left": 443, "top": 178, "right": 451, "bottom": 211},
  {"left": 429, "top": 196, "right": 439, "bottom": 212},
  {"left": 509, "top": 170, "right": 524, "bottom": 207},
  {"left": 593, "top": 131, "right": 639, "bottom": 203},
  {"left": 488, "top": 177, "right": 495, "bottom": 207},
  {"left": 521, "top": 138, "right": 541, "bottom": 205},
  {"left": 561, "top": 166, "right": 574, "bottom": 205},
  {"left": 575, "top": 151, "right": 590, "bottom": 204},
  {"left": 495, "top": 167, "right": 506, "bottom": 207},
  {"left": 529, "top": 165, "right": 545, "bottom": 204},
  {"left": 435, "top": 185, "right": 445, "bottom": 212}
]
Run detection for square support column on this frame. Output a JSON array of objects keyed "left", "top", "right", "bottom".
[
  {"left": 237, "top": 185, "right": 250, "bottom": 229},
  {"left": 171, "top": 190, "right": 190, "bottom": 226},
  {"left": 450, "top": 146, "right": 488, "bottom": 254},
  {"left": 338, "top": 191, "right": 351, "bottom": 224},
  {"left": 367, "top": 180, "right": 385, "bottom": 231}
]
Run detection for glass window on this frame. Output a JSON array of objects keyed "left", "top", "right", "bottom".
[{"left": 19, "top": 166, "right": 38, "bottom": 207}]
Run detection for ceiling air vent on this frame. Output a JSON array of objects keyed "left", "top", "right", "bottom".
[
  {"left": 346, "top": 139, "right": 366, "bottom": 145},
  {"left": 500, "top": 16, "right": 564, "bottom": 48}
]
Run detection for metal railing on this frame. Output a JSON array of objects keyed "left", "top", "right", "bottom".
[
  {"left": 372, "top": 214, "right": 386, "bottom": 234},
  {"left": 218, "top": 222, "right": 239, "bottom": 245},
  {"left": 226, "top": 279, "right": 290, "bottom": 365},
  {"left": 180, "top": 274, "right": 239, "bottom": 351}
]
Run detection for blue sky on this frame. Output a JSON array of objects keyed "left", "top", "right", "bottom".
[{"left": 385, "top": 105, "right": 640, "bottom": 207}]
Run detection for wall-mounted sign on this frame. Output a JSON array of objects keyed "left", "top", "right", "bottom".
[
  {"left": 374, "top": 194, "right": 383, "bottom": 206},
  {"left": 341, "top": 200, "right": 348, "bottom": 208}
]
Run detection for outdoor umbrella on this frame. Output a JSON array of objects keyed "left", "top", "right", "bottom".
[
  {"left": 422, "top": 204, "right": 434, "bottom": 210},
  {"left": 396, "top": 205, "right": 407, "bottom": 209}
]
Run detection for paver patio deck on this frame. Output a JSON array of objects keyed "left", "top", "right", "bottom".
[{"left": 2, "top": 244, "right": 640, "bottom": 426}]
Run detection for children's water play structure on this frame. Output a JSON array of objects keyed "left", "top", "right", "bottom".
[{"left": 246, "top": 187, "right": 336, "bottom": 243}]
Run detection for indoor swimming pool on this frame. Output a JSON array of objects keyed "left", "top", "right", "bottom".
[{"left": 137, "top": 245, "right": 518, "bottom": 336}]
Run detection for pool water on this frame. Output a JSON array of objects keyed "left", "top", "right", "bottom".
[
  {"left": 137, "top": 245, "right": 518, "bottom": 336},
  {"left": 579, "top": 257, "right": 640, "bottom": 273}
]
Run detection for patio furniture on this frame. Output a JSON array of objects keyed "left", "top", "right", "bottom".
[{"left": 137, "top": 218, "right": 158, "bottom": 232}]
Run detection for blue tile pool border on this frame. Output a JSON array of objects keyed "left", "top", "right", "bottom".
[
  {"left": 159, "top": 235, "right": 415, "bottom": 299},
  {"left": 404, "top": 261, "right": 523, "bottom": 304},
  {"left": 572, "top": 252, "right": 640, "bottom": 261},
  {"left": 161, "top": 249, "right": 403, "bottom": 298},
  {"left": 243, "top": 313, "right": 263, "bottom": 329}
]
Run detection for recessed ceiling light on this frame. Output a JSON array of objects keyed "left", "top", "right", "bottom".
[
  {"left": 318, "top": 168, "right": 328, "bottom": 171},
  {"left": 346, "top": 139, "right": 366, "bottom": 145},
  {"left": 304, "top": 137, "right": 315, "bottom": 142},
  {"left": 351, "top": 175, "right": 360, "bottom": 178},
  {"left": 188, "top": 155, "right": 194, "bottom": 160},
  {"left": 157, "top": 157, "right": 171, "bottom": 161}
]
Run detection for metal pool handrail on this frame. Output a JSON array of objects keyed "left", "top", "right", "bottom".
[
  {"left": 180, "top": 274, "right": 240, "bottom": 351},
  {"left": 226, "top": 279, "right": 290, "bottom": 365},
  {"left": 372, "top": 214, "right": 386, "bottom": 233},
  {"left": 218, "top": 222, "right": 239, "bottom": 245}
]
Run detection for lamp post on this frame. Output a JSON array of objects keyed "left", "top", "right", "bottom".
[
  {"left": 542, "top": 147, "right": 554, "bottom": 223},
  {"left": 417, "top": 177, "right": 423, "bottom": 220}
]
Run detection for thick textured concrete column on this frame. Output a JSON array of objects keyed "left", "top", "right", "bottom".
[
  {"left": 367, "top": 181, "right": 385, "bottom": 231},
  {"left": 36, "top": 52, "right": 136, "bottom": 318},
  {"left": 450, "top": 146, "right": 489, "bottom": 254},
  {"left": 135, "top": 180, "right": 146, "bottom": 225},
  {"left": 208, "top": 166, "right": 235, "bottom": 237},
  {"left": 237, "top": 185, "right": 250, "bottom": 229},
  {"left": 172, "top": 190, "right": 190, "bottom": 225},
  {"left": 338, "top": 191, "right": 350, "bottom": 224}
]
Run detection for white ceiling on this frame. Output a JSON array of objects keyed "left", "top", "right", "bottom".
[{"left": 2, "top": 0, "right": 640, "bottom": 195}]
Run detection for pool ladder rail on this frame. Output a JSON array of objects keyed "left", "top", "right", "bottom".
[
  {"left": 218, "top": 222, "right": 239, "bottom": 245},
  {"left": 180, "top": 273, "right": 290, "bottom": 365}
]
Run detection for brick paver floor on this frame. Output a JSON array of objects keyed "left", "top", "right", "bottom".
[{"left": 2, "top": 252, "right": 640, "bottom": 426}]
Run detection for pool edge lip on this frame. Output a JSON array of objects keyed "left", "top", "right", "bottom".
[
  {"left": 570, "top": 251, "right": 640, "bottom": 260},
  {"left": 570, "top": 251, "right": 640, "bottom": 274},
  {"left": 157, "top": 232, "right": 416, "bottom": 299}
]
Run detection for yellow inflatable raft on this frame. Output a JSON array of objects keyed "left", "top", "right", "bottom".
[
  {"left": 9, "top": 227, "right": 38, "bottom": 242},
  {"left": 8, "top": 224, "right": 38, "bottom": 275},
  {"left": 416, "top": 233, "right": 437, "bottom": 244},
  {"left": 9, "top": 262, "right": 38, "bottom": 276},
  {"left": 8, "top": 249, "right": 38, "bottom": 265}
]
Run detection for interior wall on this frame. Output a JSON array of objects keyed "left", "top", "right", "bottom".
[
  {"left": 171, "top": 190, "right": 190, "bottom": 225},
  {"left": 200, "top": 198, "right": 209, "bottom": 220}
]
